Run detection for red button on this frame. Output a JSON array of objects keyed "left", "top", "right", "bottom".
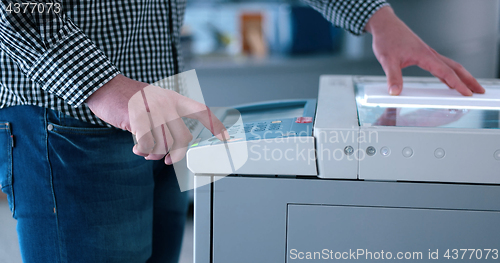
[{"left": 295, "top": 117, "right": 313, "bottom": 123}]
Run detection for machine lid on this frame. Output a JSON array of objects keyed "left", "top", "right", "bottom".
[{"left": 355, "top": 82, "right": 500, "bottom": 129}]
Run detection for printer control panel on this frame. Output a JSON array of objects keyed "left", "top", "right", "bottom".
[
  {"left": 186, "top": 99, "right": 318, "bottom": 176},
  {"left": 190, "top": 99, "right": 316, "bottom": 146}
]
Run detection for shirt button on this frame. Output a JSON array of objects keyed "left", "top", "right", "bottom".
[{"left": 47, "top": 124, "right": 54, "bottom": 131}]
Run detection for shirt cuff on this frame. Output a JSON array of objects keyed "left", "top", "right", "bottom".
[
  {"left": 339, "top": 0, "right": 390, "bottom": 35},
  {"left": 26, "top": 24, "right": 120, "bottom": 108}
]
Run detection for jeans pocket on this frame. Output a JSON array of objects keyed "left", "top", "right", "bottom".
[
  {"left": 0, "top": 121, "right": 14, "bottom": 216},
  {"left": 48, "top": 122, "right": 118, "bottom": 135}
]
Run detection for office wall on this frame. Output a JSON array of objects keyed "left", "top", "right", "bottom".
[{"left": 389, "top": 0, "right": 499, "bottom": 79}]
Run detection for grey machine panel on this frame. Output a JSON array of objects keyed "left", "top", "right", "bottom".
[
  {"left": 314, "top": 76, "right": 360, "bottom": 179},
  {"left": 194, "top": 176, "right": 212, "bottom": 263},
  {"left": 358, "top": 127, "right": 500, "bottom": 184},
  {"left": 208, "top": 176, "right": 500, "bottom": 263},
  {"left": 287, "top": 205, "right": 500, "bottom": 262}
]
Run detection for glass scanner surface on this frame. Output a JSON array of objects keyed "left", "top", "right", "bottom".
[{"left": 355, "top": 82, "right": 500, "bottom": 129}]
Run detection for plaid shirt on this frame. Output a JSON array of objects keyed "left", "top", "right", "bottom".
[{"left": 0, "top": 0, "right": 387, "bottom": 127}]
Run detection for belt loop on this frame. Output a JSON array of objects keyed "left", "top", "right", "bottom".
[
  {"left": 57, "top": 110, "right": 63, "bottom": 126},
  {"left": 5, "top": 123, "right": 14, "bottom": 148}
]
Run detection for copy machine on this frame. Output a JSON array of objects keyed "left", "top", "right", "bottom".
[{"left": 187, "top": 75, "right": 500, "bottom": 263}]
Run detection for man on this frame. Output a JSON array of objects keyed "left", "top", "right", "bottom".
[{"left": 0, "top": 0, "right": 484, "bottom": 262}]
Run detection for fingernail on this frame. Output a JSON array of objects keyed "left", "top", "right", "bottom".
[
  {"left": 165, "top": 153, "right": 172, "bottom": 165},
  {"left": 389, "top": 85, "right": 399, "bottom": 95}
]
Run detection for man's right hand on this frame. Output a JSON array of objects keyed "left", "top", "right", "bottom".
[{"left": 86, "top": 74, "right": 228, "bottom": 165}]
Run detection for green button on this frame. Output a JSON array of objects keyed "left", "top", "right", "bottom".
[{"left": 191, "top": 143, "right": 199, "bottom": 147}]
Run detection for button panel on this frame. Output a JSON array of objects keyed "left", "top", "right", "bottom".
[
  {"left": 242, "top": 121, "right": 283, "bottom": 134},
  {"left": 199, "top": 120, "right": 287, "bottom": 147},
  {"left": 194, "top": 116, "right": 314, "bottom": 148}
]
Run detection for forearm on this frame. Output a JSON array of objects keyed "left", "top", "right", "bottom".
[
  {"left": 365, "top": 6, "right": 400, "bottom": 34},
  {"left": 85, "top": 74, "right": 149, "bottom": 131}
]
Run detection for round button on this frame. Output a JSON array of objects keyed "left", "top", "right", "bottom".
[
  {"left": 434, "top": 148, "right": 446, "bottom": 159},
  {"left": 47, "top": 124, "right": 54, "bottom": 131},
  {"left": 402, "top": 147, "right": 413, "bottom": 158},
  {"left": 380, "top": 147, "right": 391, "bottom": 156},
  {"left": 344, "top": 146, "right": 354, "bottom": 156},
  {"left": 494, "top": 150, "right": 500, "bottom": 161},
  {"left": 366, "top": 146, "right": 376, "bottom": 156}
]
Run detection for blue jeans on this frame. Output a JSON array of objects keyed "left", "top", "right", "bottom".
[{"left": 0, "top": 105, "right": 188, "bottom": 263}]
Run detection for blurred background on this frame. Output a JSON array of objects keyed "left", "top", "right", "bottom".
[
  {"left": 185, "top": 0, "right": 500, "bottom": 108},
  {"left": 1, "top": 0, "right": 500, "bottom": 262}
]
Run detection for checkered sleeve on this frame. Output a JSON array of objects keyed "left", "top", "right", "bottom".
[
  {"left": 0, "top": 0, "right": 120, "bottom": 107},
  {"left": 302, "top": 0, "right": 390, "bottom": 35}
]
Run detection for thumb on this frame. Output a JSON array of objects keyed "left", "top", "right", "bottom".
[{"left": 382, "top": 61, "right": 403, "bottom": 96}]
